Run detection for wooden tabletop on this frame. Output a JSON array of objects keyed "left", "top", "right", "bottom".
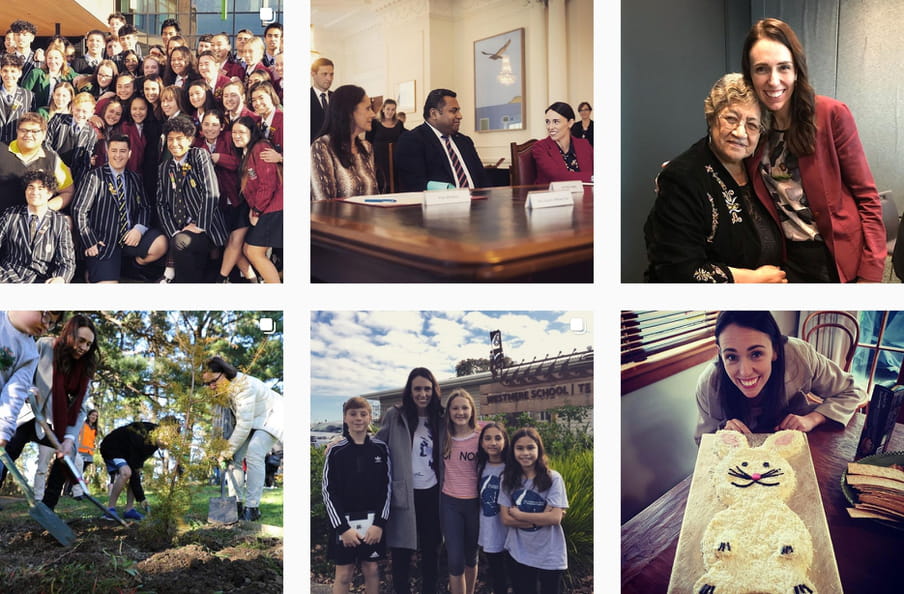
[
  {"left": 310, "top": 185, "right": 593, "bottom": 282},
  {"left": 622, "top": 415, "right": 904, "bottom": 593}
]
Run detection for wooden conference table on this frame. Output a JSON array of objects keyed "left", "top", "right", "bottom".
[
  {"left": 622, "top": 414, "right": 904, "bottom": 593},
  {"left": 310, "top": 185, "right": 593, "bottom": 282}
]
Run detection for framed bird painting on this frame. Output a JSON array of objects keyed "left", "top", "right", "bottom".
[{"left": 473, "top": 28, "right": 525, "bottom": 132}]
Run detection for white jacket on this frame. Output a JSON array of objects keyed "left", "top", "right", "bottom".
[{"left": 226, "top": 372, "right": 283, "bottom": 456}]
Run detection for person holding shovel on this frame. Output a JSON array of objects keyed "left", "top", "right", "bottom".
[
  {"left": 0, "top": 313, "right": 96, "bottom": 512},
  {"left": 100, "top": 417, "right": 179, "bottom": 521},
  {"left": 202, "top": 355, "right": 283, "bottom": 522}
]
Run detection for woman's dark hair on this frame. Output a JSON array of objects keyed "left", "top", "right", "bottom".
[
  {"left": 741, "top": 18, "right": 816, "bottom": 156},
  {"left": 86, "top": 408, "right": 98, "bottom": 429},
  {"left": 714, "top": 311, "right": 788, "bottom": 431},
  {"left": 476, "top": 421, "right": 509, "bottom": 481},
  {"left": 503, "top": 427, "right": 552, "bottom": 494},
  {"left": 545, "top": 101, "right": 575, "bottom": 121},
  {"left": 400, "top": 367, "right": 443, "bottom": 442},
  {"left": 232, "top": 115, "right": 270, "bottom": 189},
  {"left": 54, "top": 314, "right": 100, "bottom": 377},
  {"left": 206, "top": 356, "right": 238, "bottom": 380},
  {"left": 186, "top": 79, "right": 216, "bottom": 116},
  {"left": 577, "top": 101, "right": 592, "bottom": 113},
  {"left": 125, "top": 94, "right": 149, "bottom": 123},
  {"left": 379, "top": 98, "right": 397, "bottom": 121},
  {"left": 321, "top": 84, "right": 370, "bottom": 169},
  {"left": 120, "top": 49, "right": 140, "bottom": 74},
  {"left": 164, "top": 45, "right": 198, "bottom": 85}
]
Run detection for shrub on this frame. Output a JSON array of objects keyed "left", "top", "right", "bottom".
[{"left": 550, "top": 448, "right": 593, "bottom": 590}]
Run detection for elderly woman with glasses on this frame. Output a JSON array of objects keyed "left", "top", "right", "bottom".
[{"left": 644, "top": 73, "right": 787, "bottom": 283}]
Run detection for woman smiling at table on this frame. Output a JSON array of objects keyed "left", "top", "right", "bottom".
[
  {"left": 310, "top": 84, "right": 379, "bottom": 200},
  {"left": 644, "top": 73, "right": 786, "bottom": 283},
  {"left": 694, "top": 311, "right": 865, "bottom": 444},
  {"left": 530, "top": 101, "right": 593, "bottom": 185}
]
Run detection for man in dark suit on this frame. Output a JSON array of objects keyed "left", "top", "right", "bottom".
[
  {"left": 310, "top": 57, "right": 333, "bottom": 143},
  {"left": 394, "top": 88, "right": 489, "bottom": 192}
]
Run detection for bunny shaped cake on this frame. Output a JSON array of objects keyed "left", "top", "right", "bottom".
[{"left": 693, "top": 430, "right": 817, "bottom": 594}]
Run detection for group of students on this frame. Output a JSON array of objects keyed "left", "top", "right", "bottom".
[
  {"left": 0, "top": 310, "right": 284, "bottom": 524},
  {"left": 322, "top": 367, "right": 570, "bottom": 594},
  {"left": 0, "top": 15, "right": 284, "bottom": 283}
]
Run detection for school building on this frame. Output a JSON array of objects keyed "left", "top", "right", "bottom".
[{"left": 368, "top": 348, "right": 594, "bottom": 423}]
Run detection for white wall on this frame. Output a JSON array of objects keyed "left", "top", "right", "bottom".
[{"left": 311, "top": 0, "right": 593, "bottom": 166}]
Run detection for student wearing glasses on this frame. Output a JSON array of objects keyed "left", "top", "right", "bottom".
[
  {"left": 644, "top": 73, "right": 786, "bottom": 284},
  {"left": 0, "top": 112, "right": 75, "bottom": 214},
  {"left": 202, "top": 356, "right": 283, "bottom": 521}
]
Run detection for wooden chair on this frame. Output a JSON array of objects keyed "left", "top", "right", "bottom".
[
  {"left": 509, "top": 139, "right": 538, "bottom": 186},
  {"left": 801, "top": 311, "right": 861, "bottom": 407}
]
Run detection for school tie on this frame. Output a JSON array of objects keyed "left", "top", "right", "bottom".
[
  {"left": 28, "top": 214, "right": 38, "bottom": 242},
  {"left": 114, "top": 174, "right": 129, "bottom": 239},
  {"left": 171, "top": 161, "right": 188, "bottom": 228},
  {"left": 320, "top": 92, "right": 328, "bottom": 111},
  {"left": 441, "top": 135, "right": 470, "bottom": 189}
]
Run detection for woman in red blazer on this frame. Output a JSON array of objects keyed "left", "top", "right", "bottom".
[
  {"left": 742, "top": 18, "right": 885, "bottom": 283},
  {"left": 232, "top": 115, "right": 282, "bottom": 283},
  {"left": 530, "top": 102, "right": 593, "bottom": 185}
]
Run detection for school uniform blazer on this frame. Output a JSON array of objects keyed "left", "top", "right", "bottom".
[
  {"left": 0, "top": 205, "right": 75, "bottom": 283},
  {"left": 242, "top": 140, "right": 282, "bottom": 214},
  {"left": 262, "top": 109, "right": 283, "bottom": 153},
  {"left": 20, "top": 68, "right": 76, "bottom": 110},
  {"left": 16, "top": 336, "right": 88, "bottom": 446},
  {"left": 224, "top": 372, "right": 284, "bottom": 457},
  {"left": 46, "top": 114, "right": 98, "bottom": 185},
  {"left": 530, "top": 136, "right": 594, "bottom": 185},
  {"left": 220, "top": 57, "right": 245, "bottom": 81},
  {"left": 310, "top": 87, "right": 331, "bottom": 143},
  {"left": 747, "top": 95, "right": 887, "bottom": 282},
  {"left": 73, "top": 165, "right": 150, "bottom": 259},
  {"left": 192, "top": 134, "right": 241, "bottom": 208},
  {"left": 394, "top": 122, "right": 489, "bottom": 192},
  {"left": 0, "top": 87, "right": 34, "bottom": 144},
  {"left": 155, "top": 147, "right": 229, "bottom": 246},
  {"left": 374, "top": 405, "right": 445, "bottom": 550}
]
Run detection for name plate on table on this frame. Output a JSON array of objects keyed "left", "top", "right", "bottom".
[
  {"left": 424, "top": 188, "right": 471, "bottom": 206},
  {"left": 525, "top": 190, "right": 574, "bottom": 209},
  {"left": 548, "top": 180, "right": 584, "bottom": 196}
]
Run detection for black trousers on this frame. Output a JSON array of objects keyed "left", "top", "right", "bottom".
[
  {"left": 171, "top": 230, "right": 212, "bottom": 283},
  {"left": 506, "top": 553, "right": 562, "bottom": 594},
  {"left": 391, "top": 484, "right": 441, "bottom": 594},
  {"left": 0, "top": 419, "right": 71, "bottom": 509}
]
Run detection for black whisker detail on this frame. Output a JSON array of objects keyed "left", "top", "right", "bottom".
[{"left": 728, "top": 465, "right": 752, "bottom": 479}]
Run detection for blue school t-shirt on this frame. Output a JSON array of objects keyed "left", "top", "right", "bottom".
[
  {"left": 498, "top": 469, "right": 569, "bottom": 570},
  {"left": 478, "top": 462, "right": 506, "bottom": 553}
]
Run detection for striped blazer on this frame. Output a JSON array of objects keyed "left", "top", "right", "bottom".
[
  {"left": 45, "top": 113, "right": 97, "bottom": 186},
  {"left": 0, "top": 87, "right": 34, "bottom": 144},
  {"left": 155, "top": 147, "right": 228, "bottom": 246},
  {"left": 0, "top": 205, "right": 75, "bottom": 283},
  {"left": 73, "top": 165, "right": 151, "bottom": 260}
]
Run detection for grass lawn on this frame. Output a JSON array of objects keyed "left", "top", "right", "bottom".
[{"left": 4, "top": 483, "right": 284, "bottom": 528}]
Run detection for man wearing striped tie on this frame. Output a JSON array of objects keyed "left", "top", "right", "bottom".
[
  {"left": 72, "top": 135, "right": 167, "bottom": 283},
  {"left": 394, "top": 88, "right": 489, "bottom": 192}
]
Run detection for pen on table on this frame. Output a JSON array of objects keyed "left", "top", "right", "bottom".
[{"left": 364, "top": 198, "right": 397, "bottom": 203}]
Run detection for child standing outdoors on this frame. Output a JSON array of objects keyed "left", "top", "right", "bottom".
[
  {"left": 476, "top": 422, "right": 510, "bottom": 594},
  {"left": 441, "top": 389, "right": 483, "bottom": 594},
  {"left": 322, "top": 397, "right": 391, "bottom": 594},
  {"left": 499, "top": 427, "right": 569, "bottom": 594}
]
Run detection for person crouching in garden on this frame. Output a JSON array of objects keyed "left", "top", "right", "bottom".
[
  {"left": 203, "top": 355, "right": 283, "bottom": 521},
  {"left": 322, "top": 397, "right": 391, "bottom": 594},
  {"left": 100, "top": 416, "right": 179, "bottom": 521}
]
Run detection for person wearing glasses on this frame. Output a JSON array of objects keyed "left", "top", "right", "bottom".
[
  {"left": 644, "top": 73, "right": 786, "bottom": 283},
  {"left": 0, "top": 112, "right": 74, "bottom": 214},
  {"left": 202, "top": 356, "right": 283, "bottom": 521},
  {"left": 570, "top": 101, "right": 593, "bottom": 146}
]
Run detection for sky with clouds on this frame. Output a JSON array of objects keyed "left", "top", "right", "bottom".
[{"left": 310, "top": 310, "right": 593, "bottom": 422}]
